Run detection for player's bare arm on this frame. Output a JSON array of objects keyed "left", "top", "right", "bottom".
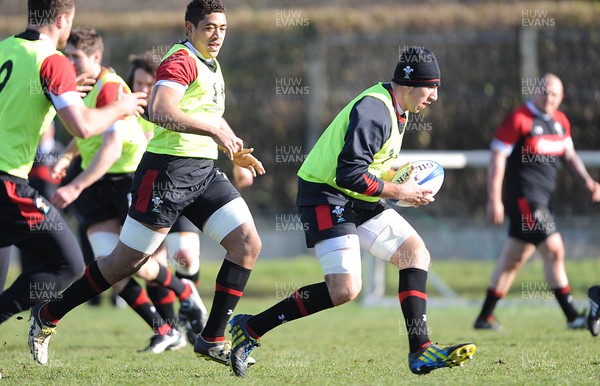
[
  {"left": 219, "top": 116, "right": 236, "bottom": 135},
  {"left": 487, "top": 150, "right": 507, "bottom": 224},
  {"left": 57, "top": 89, "right": 146, "bottom": 139},
  {"left": 563, "top": 146, "right": 600, "bottom": 201},
  {"left": 218, "top": 117, "right": 265, "bottom": 176},
  {"left": 231, "top": 148, "right": 265, "bottom": 176},
  {"left": 75, "top": 72, "right": 96, "bottom": 97},
  {"left": 149, "top": 85, "right": 242, "bottom": 159},
  {"left": 51, "top": 129, "right": 124, "bottom": 209},
  {"left": 50, "top": 138, "right": 79, "bottom": 180}
]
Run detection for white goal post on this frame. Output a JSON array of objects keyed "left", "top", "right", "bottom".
[{"left": 394, "top": 150, "right": 600, "bottom": 169}]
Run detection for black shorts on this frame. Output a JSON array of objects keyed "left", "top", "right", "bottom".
[
  {"left": 0, "top": 174, "right": 82, "bottom": 267},
  {"left": 0, "top": 174, "right": 59, "bottom": 241},
  {"left": 74, "top": 173, "right": 133, "bottom": 229},
  {"left": 506, "top": 196, "right": 557, "bottom": 245},
  {"left": 298, "top": 201, "right": 387, "bottom": 248},
  {"left": 128, "top": 152, "right": 240, "bottom": 229},
  {"left": 170, "top": 216, "right": 200, "bottom": 234}
]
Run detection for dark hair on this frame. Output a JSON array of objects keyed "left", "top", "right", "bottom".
[
  {"left": 127, "top": 51, "right": 159, "bottom": 89},
  {"left": 185, "top": 0, "right": 225, "bottom": 26},
  {"left": 67, "top": 27, "right": 104, "bottom": 56},
  {"left": 28, "top": 0, "right": 74, "bottom": 25}
]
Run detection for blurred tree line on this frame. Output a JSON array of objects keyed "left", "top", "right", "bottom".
[{"left": 1, "top": 0, "right": 598, "bottom": 218}]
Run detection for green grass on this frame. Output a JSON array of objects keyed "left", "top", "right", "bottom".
[
  {"left": 197, "top": 255, "right": 600, "bottom": 300},
  {"left": 2, "top": 257, "right": 600, "bottom": 384},
  {"left": 421, "top": 257, "right": 600, "bottom": 300}
]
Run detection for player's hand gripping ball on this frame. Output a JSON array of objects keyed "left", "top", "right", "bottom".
[{"left": 387, "top": 160, "right": 445, "bottom": 207}]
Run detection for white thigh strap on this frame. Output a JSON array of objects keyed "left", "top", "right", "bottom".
[
  {"left": 357, "top": 209, "right": 416, "bottom": 261},
  {"left": 314, "top": 234, "right": 361, "bottom": 275},
  {"left": 203, "top": 197, "right": 253, "bottom": 243},
  {"left": 119, "top": 215, "right": 168, "bottom": 255}
]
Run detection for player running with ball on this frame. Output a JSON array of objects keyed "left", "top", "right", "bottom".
[{"left": 227, "top": 46, "right": 476, "bottom": 377}]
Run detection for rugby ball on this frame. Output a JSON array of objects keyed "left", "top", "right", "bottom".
[{"left": 388, "top": 160, "right": 445, "bottom": 207}]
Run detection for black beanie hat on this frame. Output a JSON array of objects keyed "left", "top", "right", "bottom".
[{"left": 393, "top": 46, "right": 441, "bottom": 87}]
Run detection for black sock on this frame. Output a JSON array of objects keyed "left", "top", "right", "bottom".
[
  {"left": 0, "top": 248, "right": 9, "bottom": 296},
  {"left": 247, "top": 282, "right": 334, "bottom": 338},
  {"left": 477, "top": 288, "right": 504, "bottom": 321},
  {"left": 147, "top": 284, "right": 177, "bottom": 327},
  {"left": 0, "top": 276, "right": 31, "bottom": 322},
  {"left": 152, "top": 265, "right": 190, "bottom": 299},
  {"left": 552, "top": 286, "right": 579, "bottom": 321},
  {"left": 399, "top": 268, "right": 430, "bottom": 353},
  {"left": 119, "top": 278, "right": 168, "bottom": 331},
  {"left": 80, "top": 226, "right": 101, "bottom": 306},
  {"left": 43, "top": 261, "right": 111, "bottom": 323},
  {"left": 201, "top": 260, "right": 251, "bottom": 341}
]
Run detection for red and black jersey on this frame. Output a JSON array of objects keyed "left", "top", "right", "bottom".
[{"left": 491, "top": 102, "right": 573, "bottom": 203}]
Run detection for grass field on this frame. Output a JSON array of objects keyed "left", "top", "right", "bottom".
[{"left": 1, "top": 257, "right": 600, "bottom": 385}]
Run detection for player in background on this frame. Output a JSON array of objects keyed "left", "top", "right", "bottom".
[
  {"left": 29, "top": 0, "right": 265, "bottom": 368},
  {"left": 228, "top": 46, "right": 477, "bottom": 377},
  {"left": 0, "top": 0, "right": 145, "bottom": 326},
  {"left": 59, "top": 154, "right": 112, "bottom": 307},
  {"left": 51, "top": 27, "right": 195, "bottom": 353},
  {"left": 20, "top": 122, "right": 65, "bottom": 271},
  {"left": 474, "top": 73, "right": 600, "bottom": 330},
  {"left": 27, "top": 123, "right": 65, "bottom": 211}
]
